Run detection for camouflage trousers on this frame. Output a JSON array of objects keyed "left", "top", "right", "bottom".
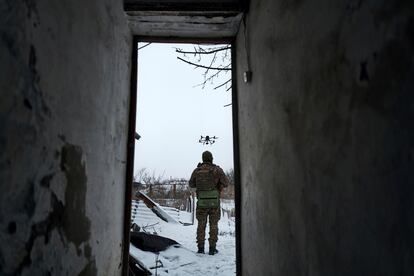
[{"left": 196, "top": 207, "right": 221, "bottom": 249}]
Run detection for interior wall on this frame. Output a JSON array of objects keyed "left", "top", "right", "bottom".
[
  {"left": 236, "top": 0, "right": 414, "bottom": 275},
  {"left": 0, "top": 0, "right": 131, "bottom": 275}
]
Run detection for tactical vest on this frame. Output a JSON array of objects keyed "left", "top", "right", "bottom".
[{"left": 195, "top": 166, "right": 219, "bottom": 208}]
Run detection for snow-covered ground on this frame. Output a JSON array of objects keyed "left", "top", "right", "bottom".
[{"left": 131, "top": 200, "right": 236, "bottom": 275}]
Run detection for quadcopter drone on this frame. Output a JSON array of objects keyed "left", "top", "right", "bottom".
[{"left": 199, "top": 135, "right": 218, "bottom": 145}]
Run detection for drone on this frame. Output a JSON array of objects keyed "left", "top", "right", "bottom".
[{"left": 199, "top": 135, "right": 218, "bottom": 145}]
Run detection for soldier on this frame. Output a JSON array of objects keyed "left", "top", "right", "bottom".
[{"left": 189, "top": 151, "right": 229, "bottom": 255}]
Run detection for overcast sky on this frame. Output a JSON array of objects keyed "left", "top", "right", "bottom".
[{"left": 134, "top": 43, "right": 234, "bottom": 180}]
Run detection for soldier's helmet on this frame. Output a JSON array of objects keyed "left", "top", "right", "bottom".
[{"left": 202, "top": 151, "right": 213, "bottom": 163}]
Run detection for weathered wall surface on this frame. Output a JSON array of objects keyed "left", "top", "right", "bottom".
[
  {"left": 0, "top": 0, "right": 131, "bottom": 275},
  {"left": 237, "top": 0, "right": 414, "bottom": 275}
]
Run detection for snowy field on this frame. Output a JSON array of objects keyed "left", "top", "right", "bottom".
[{"left": 130, "top": 200, "right": 236, "bottom": 275}]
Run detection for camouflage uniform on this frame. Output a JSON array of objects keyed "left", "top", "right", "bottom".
[{"left": 189, "top": 159, "right": 229, "bottom": 252}]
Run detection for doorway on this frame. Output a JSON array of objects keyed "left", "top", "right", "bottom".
[{"left": 128, "top": 39, "right": 240, "bottom": 275}]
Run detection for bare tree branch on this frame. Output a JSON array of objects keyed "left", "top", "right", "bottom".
[
  {"left": 214, "top": 79, "right": 232, "bottom": 90},
  {"left": 195, "top": 69, "right": 226, "bottom": 89},
  {"left": 197, "top": 67, "right": 231, "bottom": 90},
  {"left": 204, "top": 52, "right": 218, "bottom": 76},
  {"left": 175, "top": 46, "right": 231, "bottom": 55},
  {"left": 176, "top": 44, "right": 232, "bottom": 94},
  {"left": 177, "top": 57, "right": 231, "bottom": 71}
]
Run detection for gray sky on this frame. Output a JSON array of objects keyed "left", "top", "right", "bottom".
[{"left": 134, "top": 43, "right": 233, "bottom": 180}]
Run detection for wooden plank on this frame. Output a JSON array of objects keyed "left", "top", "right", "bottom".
[{"left": 124, "top": 0, "right": 244, "bottom": 12}]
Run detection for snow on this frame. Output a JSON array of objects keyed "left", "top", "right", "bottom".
[{"left": 130, "top": 201, "right": 236, "bottom": 275}]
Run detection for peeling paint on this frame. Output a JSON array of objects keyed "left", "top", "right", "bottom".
[
  {"left": 14, "top": 192, "right": 66, "bottom": 274},
  {"left": 12, "top": 144, "right": 93, "bottom": 274},
  {"left": 61, "top": 144, "right": 90, "bottom": 249},
  {"left": 60, "top": 144, "right": 91, "bottom": 250},
  {"left": 27, "top": 45, "right": 51, "bottom": 119}
]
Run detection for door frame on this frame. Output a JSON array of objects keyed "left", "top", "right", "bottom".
[{"left": 123, "top": 36, "right": 242, "bottom": 275}]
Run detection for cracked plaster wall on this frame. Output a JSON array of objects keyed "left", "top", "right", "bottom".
[
  {"left": 0, "top": 0, "right": 131, "bottom": 275},
  {"left": 236, "top": 0, "right": 414, "bottom": 275}
]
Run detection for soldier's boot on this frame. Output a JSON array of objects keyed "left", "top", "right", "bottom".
[
  {"left": 208, "top": 247, "right": 218, "bottom": 255},
  {"left": 197, "top": 245, "right": 205, "bottom": 254}
]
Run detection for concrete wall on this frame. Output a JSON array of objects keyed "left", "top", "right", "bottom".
[
  {"left": 0, "top": 0, "right": 131, "bottom": 275},
  {"left": 236, "top": 0, "right": 414, "bottom": 275}
]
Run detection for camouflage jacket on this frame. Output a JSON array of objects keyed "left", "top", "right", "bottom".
[{"left": 189, "top": 162, "right": 229, "bottom": 192}]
